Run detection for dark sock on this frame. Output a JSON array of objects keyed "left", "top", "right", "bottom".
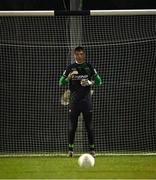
[
  {"left": 69, "top": 144, "right": 74, "bottom": 151},
  {"left": 89, "top": 144, "right": 95, "bottom": 151}
]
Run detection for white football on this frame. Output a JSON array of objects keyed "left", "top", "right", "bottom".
[{"left": 78, "top": 153, "right": 95, "bottom": 168}]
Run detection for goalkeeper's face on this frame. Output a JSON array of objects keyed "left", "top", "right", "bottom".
[{"left": 74, "top": 50, "right": 86, "bottom": 64}]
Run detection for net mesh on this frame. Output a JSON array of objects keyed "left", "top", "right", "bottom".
[{"left": 0, "top": 15, "right": 156, "bottom": 155}]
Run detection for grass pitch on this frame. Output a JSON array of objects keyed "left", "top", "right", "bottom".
[{"left": 0, "top": 155, "right": 156, "bottom": 179}]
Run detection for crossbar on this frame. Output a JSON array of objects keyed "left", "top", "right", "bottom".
[{"left": 0, "top": 9, "right": 156, "bottom": 16}]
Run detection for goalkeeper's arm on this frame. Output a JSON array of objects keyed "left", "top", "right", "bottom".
[
  {"left": 59, "top": 70, "right": 78, "bottom": 86},
  {"left": 80, "top": 74, "right": 102, "bottom": 87},
  {"left": 94, "top": 74, "right": 102, "bottom": 86},
  {"left": 59, "top": 75, "right": 67, "bottom": 86}
]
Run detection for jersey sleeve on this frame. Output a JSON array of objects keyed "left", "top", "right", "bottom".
[
  {"left": 87, "top": 63, "right": 97, "bottom": 77},
  {"left": 59, "top": 76, "right": 66, "bottom": 86},
  {"left": 88, "top": 63, "right": 102, "bottom": 86},
  {"left": 94, "top": 74, "right": 102, "bottom": 86},
  {"left": 62, "top": 65, "right": 71, "bottom": 78},
  {"left": 59, "top": 65, "right": 71, "bottom": 86}
]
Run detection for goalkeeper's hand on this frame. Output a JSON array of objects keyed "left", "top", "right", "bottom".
[
  {"left": 61, "top": 89, "right": 70, "bottom": 105},
  {"left": 66, "top": 70, "right": 78, "bottom": 81},
  {"left": 80, "top": 79, "right": 94, "bottom": 87}
]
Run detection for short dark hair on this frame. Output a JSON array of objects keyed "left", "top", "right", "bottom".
[{"left": 74, "top": 46, "right": 85, "bottom": 53}]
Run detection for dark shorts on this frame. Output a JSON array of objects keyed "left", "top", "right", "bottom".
[{"left": 69, "top": 95, "right": 92, "bottom": 113}]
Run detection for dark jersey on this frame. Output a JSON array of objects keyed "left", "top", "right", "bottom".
[{"left": 63, "top": 62, "right": 97, "bottom": 104}]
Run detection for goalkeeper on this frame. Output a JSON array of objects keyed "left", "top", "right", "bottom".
[{"left": 59, "top": 46, "right": 102, "bottom": 157}]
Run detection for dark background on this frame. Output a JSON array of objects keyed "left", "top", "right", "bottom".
[
  {"left": 1, "top": 15, "right": 156, "bottom": 153},
  {"left": 0, "top": 0, "right": 156, "bottom": 10},
  {"left": 1, "top": 0, "right": 156, "bottom": 153}
]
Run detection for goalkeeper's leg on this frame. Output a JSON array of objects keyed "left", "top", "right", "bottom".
[
  {"left": 83, "top": 110, "right": 95, "bottom": 157},
  {"left": 68, "top": 107, "right": 80, "bottom": 153},
  {"left": 81, "top": 96, "right": 95, "bottom": 156},
  {"left": 83, "top": 110, "right": 95, "bottom": 150}
]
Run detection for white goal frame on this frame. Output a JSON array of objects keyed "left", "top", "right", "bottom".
[
  {"left": 0, "top": 9, "right": 156, "bottom": 16},
  {"left": 0, "top": 9, "right": 156, "bottom": 157}
]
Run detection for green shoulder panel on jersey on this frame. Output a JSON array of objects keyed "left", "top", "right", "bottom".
[
  {"left": 59, "top": 75, "right": 67, "bottom": 86},
  {"left": 94, "top": 74, "right": 102, "bottom": 86}
]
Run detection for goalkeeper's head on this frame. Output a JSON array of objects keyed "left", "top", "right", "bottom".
[{"left": 74, "top": 46, "right": 86, "bottom": 64}]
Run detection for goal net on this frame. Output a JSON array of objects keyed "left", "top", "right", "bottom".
[{"left": 0, "top": 12, "right": 156, "bottom": 155}]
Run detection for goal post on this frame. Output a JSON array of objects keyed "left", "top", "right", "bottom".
[
  {"left": 0, "top": 10, "right": 156, "bottom": 156},
  {"left": 1, "top": 9, "right": 156, "bottom": 16}
]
